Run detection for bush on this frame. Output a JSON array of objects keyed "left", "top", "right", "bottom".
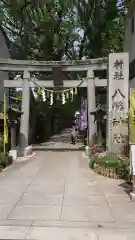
[
  {"left": 90, "top": 153, "right": 130, "bottom": 180},
  {"left": 0, "top": 153, "right": 8, "bottom": 168},
  {"left": 0, "top": 152, "right": 13, "bottom": 170},
  {"left": 0, "top": 134, "right": 13, "bottom": 171},
  {"left": 89, "top": 156, "right": 95, "bottom": 169}
]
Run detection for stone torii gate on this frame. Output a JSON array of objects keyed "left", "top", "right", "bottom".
[{"left": 2, "top": 53, "right": 129, "bottom": 157}]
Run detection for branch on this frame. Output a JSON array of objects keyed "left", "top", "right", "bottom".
[
  {"left": 0, "top": 0, "right": 9, "bottom": 7},
  {"left": 4, "top": 25, "right": 19, "bottom": 35},
  {"left": 0, "top": 26, "right": 11, "bottom": 52},
  {"left": 54, "top": 9, "right": 63, "bottom": 34},
  {"left": 78, "top": 29, "right": 87, "bottom": 60},
  {"left": 20, "top": 0, "right": 32, "bottom": 12},
  {"left": 3, "top": 13, "right": 21, "bottom": 30},
  {"left": 78, "top": 0, "right": 97, "bottom": 60}
]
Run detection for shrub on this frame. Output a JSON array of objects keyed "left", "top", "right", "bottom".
[
  {"left": 0, "top": 152, "right": 8, "bottom": 168},
  {"left": 0, "top": 134, "right": 13, "bottom": 170},
  {"left": 89, "top": 156, "right": 95, "bottom": 169},
  {"left": 0, "top": 152, "right": 13, "bottom": 170},
  {"left": 90, "top": 153, "right": 130, "bottom": 180}
]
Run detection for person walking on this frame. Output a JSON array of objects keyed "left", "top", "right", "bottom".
[{"left": 70, "top": 122, "right": 76, "bottom": 144}]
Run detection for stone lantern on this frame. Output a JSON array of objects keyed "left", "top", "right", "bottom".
[
  {"left": 90, "top": 105, "right": 106, "bottom": 144},
  {"left": 7, "top": 96, "right": 23, "bottom": 150}
]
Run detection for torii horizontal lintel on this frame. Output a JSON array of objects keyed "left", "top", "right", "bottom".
[
  {"left": 4, "top": 79, "right": 107, "bottom": 88},
  {"left": 0, "top": 58, "right": 107, "bottom": 71}
]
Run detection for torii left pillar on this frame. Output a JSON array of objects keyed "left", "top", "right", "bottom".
[
  {"left": 19, "top": 69, "right": 32, "bottom": 156},
  {"left": 87, "top": 69, "right": 96, "bottom": 147}
]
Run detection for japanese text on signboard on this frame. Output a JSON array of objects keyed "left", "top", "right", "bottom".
[{"left": 113, "top": 59, "right": 124, "bottom": 80}]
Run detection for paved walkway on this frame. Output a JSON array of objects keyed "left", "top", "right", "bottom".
[
  {"left": 0, "top": 132, "right": 135, "bottom": 239},
  {"left": 33, "top": 129, "right": 83, "bottom": 151}
]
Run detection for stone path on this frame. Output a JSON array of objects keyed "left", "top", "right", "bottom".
[
  {"left": 33, "top": 129, "right": 83, "bottom": 151},
  {"left": 0, "top": 132, "right": 135, "bottom": 239}
]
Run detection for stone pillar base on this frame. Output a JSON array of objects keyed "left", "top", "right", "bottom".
[
  {"left": 130, "top": 192, "right": 135, "bottom": 202},
  {"left": 9, "top": 150, "right": 17, "bottom": 161},
  {"left": 18, "top": 145, "right": 33, "bottom": 157},
  {"left": 85, "top": 146, "right": 90, "bottom": 156}
]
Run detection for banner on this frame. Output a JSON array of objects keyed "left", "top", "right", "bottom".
[
  {"left": 79, "top": 99, "right": 88, "bottom": 131},
  {"left": 129, "top": 89, "right": 135, "bottom": 144},
  {"left": 4, "top": 94, "right": 8, "bottom": 144}
]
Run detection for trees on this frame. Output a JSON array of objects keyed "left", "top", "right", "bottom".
[
  {"left": 0, "top": 0, "right": 130, "bottom": 141},
  {"left": 0, "top": 0, "right": 79, "bottom": 60},
  {"left": 74, "top": 0, "right": 129, "bottom": 59},
  {"left": 0, "top": 0, "right": 130, "bottom": 61}
]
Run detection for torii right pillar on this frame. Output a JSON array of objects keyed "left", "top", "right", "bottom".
[{"left": 107, "top": 53, "right": 129, "bottom": 154}]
